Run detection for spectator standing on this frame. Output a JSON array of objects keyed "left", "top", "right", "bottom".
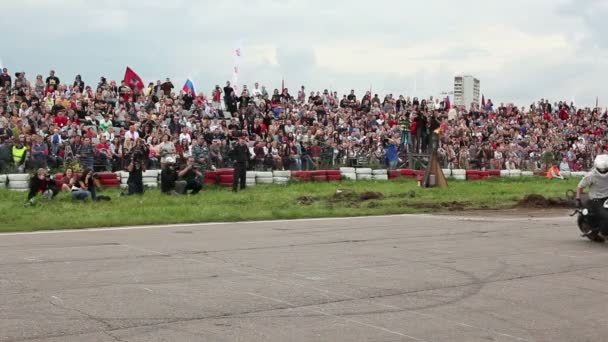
[
  {"left": 161, "top": 78, "right": 174, "bottom": 97},
  {"left": 229, "top": 136, "right": 251, "bottom": 192},
  {"left": 0, "top": 68, "right": 11, "bottom": 89},
  {"left": 79, "top": 137, "right": 95, "bottom": 170}
]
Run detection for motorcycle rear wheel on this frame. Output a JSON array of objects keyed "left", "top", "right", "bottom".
[{"left": 578, "top": 218, "right": 606, "bottom": 243}]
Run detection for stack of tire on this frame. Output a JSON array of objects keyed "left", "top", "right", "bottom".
[
  {"left": 388, "top": 170, "right": 401, "bottom": 180},
  {"left": 246, "top": 171, "right": 256, "bottom": 187},
  {"left": 340, "top": 167, "right": 356, "bottom": 181},
  {"left": 273, "top": 170, "right": 291, "bottom": 185},
  {"left": 400, "top": 169, "right": 416, "bottom": 179},
  {"left": 119, "top": 171, "right": 129, "bottom": 189},
  {"left": 509, "top": 169, "right": 522, "bottom": 178},
  {"left": 204, "top": 171, "right": 218, "bottom": 186},
  {"left": 521, "top": 171, "right": 534, "bottom": 177},
  {"left": 256, "top": 171, "right": 273, "bottom": 184},
  {"left": 356, "top": 168, "right": 372, "bottom": 181},
  {"left": 292, "top": 171, "right": 313, "bottom": 182},
  {"left": 311, "top": 170, "right": 327, "bottom": 182},
  {"left": 97, "top": 172, "right": 120, "bottom": 188},
  {"left": 561, "top": 171, "right": 571, "bottom": 178},
  {"left": 217, "top": 169, "right": 235, "bottom": 187},
  {"left": 0, "top": 174, "right": 7, "bottom": 189},
  {"left": 7, "top": 174, "right": 29, "bottom": 192},
  {"left": 500, "top": 170, "right": 510, "bottom": 177},
  {"left": 451, "top": 169, "right": 466, "bottom": 180},
  {"left": 488, "top": 170, "right": 501, "bottom": 177},
  {"left": 466, "top": 170, "right": 481, "bottom": 180},
  {"left": 326, "top": 170, "right": 341, "bottom": 181},
  {"left": 143, "top": 170, "right": 159, "bottom": 188},
  {"left": 372, "top": 169, "right": 388, "bottom": 181},
  {"left": 442, "top": 169, "right": 452, "bottom": 178}
]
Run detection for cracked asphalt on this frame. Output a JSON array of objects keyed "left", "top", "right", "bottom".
[{"left": 1, "top": 213, "right": 607, "bottom": 342}]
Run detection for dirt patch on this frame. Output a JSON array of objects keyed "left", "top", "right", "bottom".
[
  {"left": 297, "top": 196, "right": 319, "bottom": 205},
  {"left": 401, "top": 201, "right": 471, "bottom": 211},
  {"left": 329, "top": 190, "right": 384, "bottom": 202},
  {"left": 359, "top": 191, "right": 384, "bottom": 201},
  {"left": 518, "top": 194, "right": 572, "bottom": 208},
  {"left": 326, "top": 189, "right": 385, "bottom": 208},
  {"left": 388, "top": 191, "right": 417, "bottom": 199}
]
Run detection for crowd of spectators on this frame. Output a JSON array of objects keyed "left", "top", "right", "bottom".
[{"left": 0, "top": 66, "right": 606, "bottom": 178}]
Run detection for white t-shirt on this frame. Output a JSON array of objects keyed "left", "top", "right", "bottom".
[
  {"left": 179, "top": 133, "right": 191, "bottom": 145},
  {"left": 125, "top": 130, "right": 139, "bottom": 141}
]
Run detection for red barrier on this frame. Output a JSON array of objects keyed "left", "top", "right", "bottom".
[
  {"left": 292, "top": 171, "right": 313, "bottom": 181},
  {"left": 96, "top": 172, "right": 117, "bottom": 180},
  {"left": 388, "top": 170, "right": 401, "bottom": 179},
  {"left": 100, "top": 179, "right": 120, "bottom": 187},
  {"left": 488, "top": 170, "right": 501, "bottom": 177},
  {"left": 400, "top": 169, "right": 415, "bottom": 177},
  {"left": 327, "top": 174, "right": 341, "bottom": 181},
  {"left": 312, "top": 175, "right": 328, "bottom": 182},
  {"left": 216, "top": 169, "right": 235, "bottom": 176}
]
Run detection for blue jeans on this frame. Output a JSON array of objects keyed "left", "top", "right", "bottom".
[
  {"left": 293, "top": 157, "right": 302, "bottom": 171},
  {"left": 71, "top": 189, "right": 90, "bottom": 201}
]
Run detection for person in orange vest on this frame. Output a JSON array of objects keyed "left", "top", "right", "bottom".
[{"left": 547, "top": 163, "right": 564, "bottom": 180}]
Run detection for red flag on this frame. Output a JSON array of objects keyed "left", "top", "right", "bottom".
[
  {"left": 481, "top": 94, "right": 486, "bottom": 108},
  {"left": 445, "top": 96, "right": 451, "bottom": 110},
  {"left": 124, "top": 66, "right": 144, "bottom": 90}
]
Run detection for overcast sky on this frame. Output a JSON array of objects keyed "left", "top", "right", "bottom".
[{"left": 1, "top": 0, "right": 607, "bottom": 106}]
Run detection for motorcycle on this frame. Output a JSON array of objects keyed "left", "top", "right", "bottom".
[{"left": 568, "top": 190, "right": 607, "bottom": 243}]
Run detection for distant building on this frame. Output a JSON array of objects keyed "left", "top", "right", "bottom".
[{"left": 453, "top": 75, "right": 480, "bottom": 110}]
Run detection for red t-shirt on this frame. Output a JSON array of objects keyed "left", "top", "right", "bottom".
[{"left": 55, "top": 116, "right": 68, "bottom": 128}]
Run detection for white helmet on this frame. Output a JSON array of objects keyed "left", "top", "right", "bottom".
[
  {"left": 165, "top": 156, "right": 176, "bottom": 164},
  {"left": 594, "top": 154, "right": 608, "bottom": 175}
]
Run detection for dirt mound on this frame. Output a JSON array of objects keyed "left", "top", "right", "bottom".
[
  {"left": 359, "top": 192, "right": 384, "bottom": 201},
  {"left": 405, "top": 201, "right": 470, "bottom": 211},
  {"left": 518, "top": 194, "right": 572, "bottom": 208},
  {"left": 297, "top": 196, "right": 318, "bottom": 205}
]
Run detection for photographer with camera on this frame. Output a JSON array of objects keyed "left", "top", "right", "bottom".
[
  {"left": 228, "top": 136, "right": 251, "bottom": 192},
  {"left": 26, "top": 168, "right": 58, "bottom": 205},
  {"left": 160, "top": 156, "right": 179, "bottom": 195},
  {"left": 121, "top": 139, "right": 146, "bottom": 196},
  {"left": 176, "top": 156, "right": 203, "bottom": 195}
]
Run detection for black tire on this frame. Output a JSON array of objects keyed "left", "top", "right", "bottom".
[
  {"left": 578, "top": 217, "right": 606, "bottom": 243},
  {"left": 587, "top": 232, "right": 605, "bottom": 243}
]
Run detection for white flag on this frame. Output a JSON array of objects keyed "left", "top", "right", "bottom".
[{"left": 232, "top": 42, "right": 242, "bottom": 92}]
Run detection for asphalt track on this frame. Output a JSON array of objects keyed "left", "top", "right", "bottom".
[{"left": 1, "top": 212, "right": 607, "bottom": 342}]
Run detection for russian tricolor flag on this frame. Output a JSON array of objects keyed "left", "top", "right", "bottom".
[{"left": 182, "top": 78, "right": 197, "bottom": 96}]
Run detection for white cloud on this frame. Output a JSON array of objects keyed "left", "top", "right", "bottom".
[{"left": 0, "top": 0, "right": 606, "bottom": 106}]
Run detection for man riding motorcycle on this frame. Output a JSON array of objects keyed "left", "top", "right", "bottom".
[{"left": 575, "top": 154, "right": 608, "bottom": 241}]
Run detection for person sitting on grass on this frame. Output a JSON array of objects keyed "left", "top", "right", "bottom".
[
  {"left": 74, "top": 168, "right": 97, "bottom": 201},
  {"left": 61, "top": 167, "right": 90, "bottom": 201},
  {"left": 26, "top": 168, "right": 58, "bottom": 205},
  {"left": 60, "top": 167, "right": 78, "bottom": 192}
]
